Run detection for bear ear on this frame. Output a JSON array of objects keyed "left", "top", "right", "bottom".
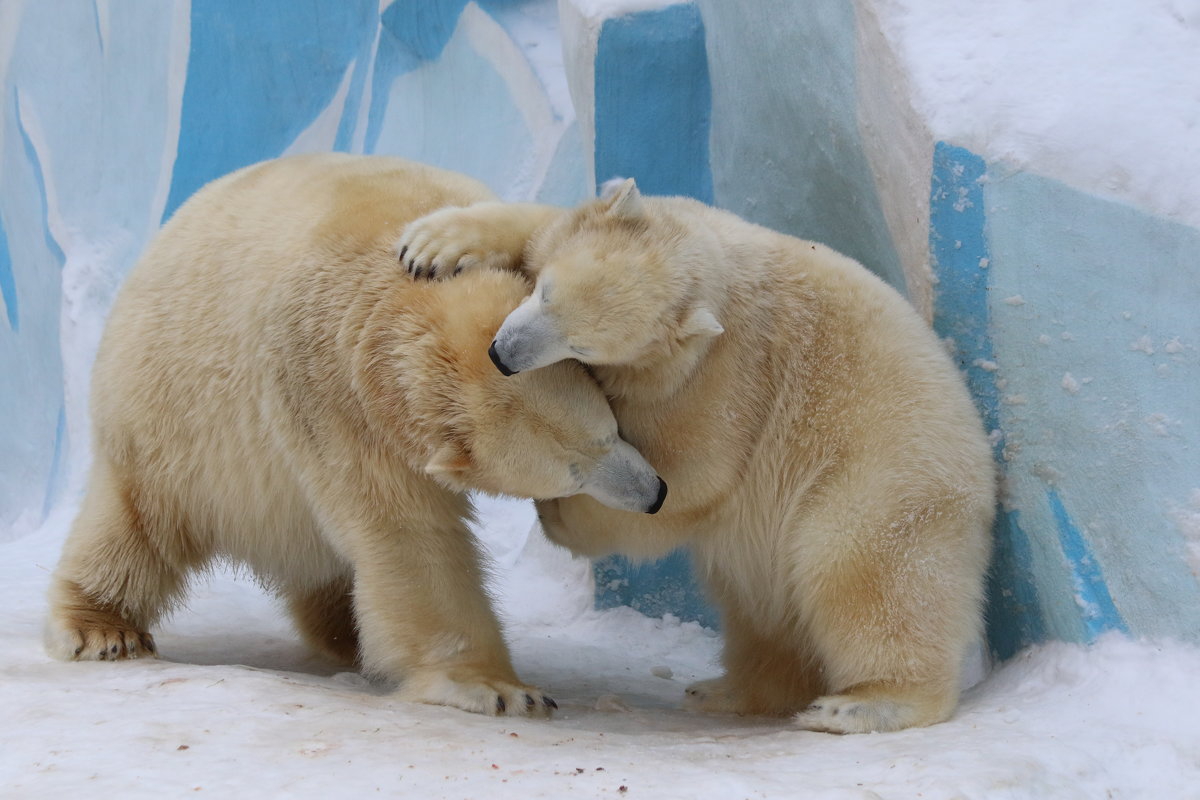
[
  {"left": 681, "top": 306, "right": 724, "bottom": 339},
  {"left": 600, "top": 177, "right": 644, "bottom": 221},
  {"left": 424, "top": 441, "right": 475, "bottom": 488}
]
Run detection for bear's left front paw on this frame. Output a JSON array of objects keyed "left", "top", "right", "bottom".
[
  {"left": 395, "top": 205, "right": 517, "bottom": 280},
  {"left": 683, "top": 676, "right": 745, "bottom": 713}
]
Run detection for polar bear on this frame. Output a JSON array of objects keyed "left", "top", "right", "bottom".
[
  {"left": 44, "top": 154, "right": 667, "bottom": 718},
  {"left": 396, "top": 179, "right": 996, "bottom": 732}
]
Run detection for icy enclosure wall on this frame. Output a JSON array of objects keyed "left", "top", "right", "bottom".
[{"left": 2, "top": 0, "right": 1197, "bottom": 659}]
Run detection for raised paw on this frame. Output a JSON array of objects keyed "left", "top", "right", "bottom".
[
  {"left": 397, "top": 667, "right": 557, "bottom": 718},
  {"left": 395, "top": 202, "right": 525, "bottom": 280}
]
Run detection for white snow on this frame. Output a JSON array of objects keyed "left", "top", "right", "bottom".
[
  {"left": 875, "top": 0, "right": 1200, "bottom": 227},
  {"left": 1061, "top": 372, "right": 1080, "bottom": 394},
  {"left": 4, "top": 498, "right": 1200, "bottom": 798},
  {"left": 1130, "top": 335, "right": 1157, "bottom": 355}
]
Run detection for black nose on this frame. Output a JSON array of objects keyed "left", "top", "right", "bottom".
[
  {"left": 488, "top": 341, "right": 517, "bottom": 376},
  {"left": 646, "top": 477, "right": 668, "bottom": 514}
]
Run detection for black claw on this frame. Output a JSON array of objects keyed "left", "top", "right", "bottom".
[
  {"left": 545, "top": 697, "right": 558, "bottom": 710},
  {"left": 496, "top": 696, "right": 507, "bottom": 714},
  {"left": 398, "top": 246, "right": 408, "bottom": 263},
  {"left": 452, "top": 265, "right": 462, "bottom": 277},
  {"left": 414, "top": 266, "right": 424, "bottom": 279},
  {"left": 73, "top": 646, "right": 82, "bottom": 656},
  {"left": 525, "top": 694, "right": 536, "bottom": 708}
]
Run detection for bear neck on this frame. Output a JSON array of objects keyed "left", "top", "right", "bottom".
[{"left": 355, "top": 290, "right": 473, "bottom": 473}]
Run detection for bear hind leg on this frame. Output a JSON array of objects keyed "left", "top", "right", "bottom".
[{"left": 285, "top": 575, "right": 360, "bottom": 666}]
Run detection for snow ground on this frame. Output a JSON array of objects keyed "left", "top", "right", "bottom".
[
  {"left": 3, "top": 494, "right": 1199, "bottom": 799},
  {"left": 874, "top": 0, "right": 1200, "bottom": 227}
]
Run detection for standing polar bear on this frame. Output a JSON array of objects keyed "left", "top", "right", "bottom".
[
  {"left": 45, "top": 154, "right": 667, "bottom": 717},
  {"left": 397, "top": 179, "right": 996, "bottom": 732}
]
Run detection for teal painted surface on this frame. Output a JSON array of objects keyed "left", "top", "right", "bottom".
[
  {"left": 165, "top": 0, "right": 377, "bottom": 221},
  {"left": 697, "top": 0, "right": 906, "bottom": 293},
  {"left": 0, "top": 213, "right": 16, "bottom": 331},
  {"left": 929, "top": 142, "right": 1046, "bottom": 658},
  {"left": 593, "top": 4, "right": 712, "bottom": 202},
  {"left": 14, "top": 88, "right": 65, "bottom": 268},
  {"left": 985, "top": 167, "right": 1200, "bottom": 644},
  {"left": 536, "top": 121, "right": 588, "bottom": 207},
  {"left": 41, "top": 405, "right": 67, "bottom": 519},
  {"left": 371, "top": 16, "right": 532, "bottom": 196},
  {"left": 595, "top": 550, "right": 718, "bottom": 629},
  {"left": 1046, "top": 489, "right": 1127, "bottom": 639}
]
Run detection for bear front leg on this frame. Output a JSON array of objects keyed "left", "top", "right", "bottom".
[
  {"left": 45, "top": 461, "right": 189, "bottom": 661},
  {"left": 337, "top": 515, "right": 556, "bottom": 717},
  {"left": 396, "top": 201, "right": 562, "bottom": 280}
]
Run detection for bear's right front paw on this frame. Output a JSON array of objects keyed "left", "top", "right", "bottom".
[
  {"left": 395, "top": 205, "right": 518, "bottom": 280},
  {"left": 45, "top": 618, "right": 158, "bottom": 662}
]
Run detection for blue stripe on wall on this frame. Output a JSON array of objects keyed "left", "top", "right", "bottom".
[
  {"left": 593, "top": 3, "right": 713, "bottom": 201},
  {"left": 0, "top": 213, "right": 16, "bottom": 331},
  {"left": 930, "top": 142, "right": 1046, "bottom": 659},
  {"left": 594, "top": 550, "right": 719, "bottom": 629},
  {"left": 1046, "top": 489, "right": 1127, "bottom": 640},
  {"left": 164, "top": 0, "right": 376, "bottom": 221},
  {"left": 14, "top": 89, "right": 66, "bottom": 270}
]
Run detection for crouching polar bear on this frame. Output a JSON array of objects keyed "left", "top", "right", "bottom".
[
  {"left": 45, "top": 154, "right": 667, "bottom": 717},
  {"left": 397, "top": 180, "right": 996, "bottom": 732}
]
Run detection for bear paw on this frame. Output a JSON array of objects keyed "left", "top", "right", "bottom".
[
  {"left": 396, "top": 668, "right": 558, "bottom": 718},
  {"left": 395, "top": 204, "right": 521, "bottom": 280},
  {"left": 683, "top": 677, "right": 745, "bottom": 714},
  {"left": 794, "top": 693, "right": 904, "bottom": 734},
  {"left": 45, "top": 619, "right": 158, "bottom": 662}
]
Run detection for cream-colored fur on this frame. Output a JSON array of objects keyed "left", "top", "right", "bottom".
[
  {"left": 44, "top": 154, "right": 667, "bottom": 718},
  {"left": 397, "top": 180, "right": 996, "bottom": 732}
]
